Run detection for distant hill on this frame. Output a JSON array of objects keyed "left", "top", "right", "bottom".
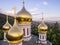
[{"left": 0, "top": 13, "right": 60, "bottom": 29}]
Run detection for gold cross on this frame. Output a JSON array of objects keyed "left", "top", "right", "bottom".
[{"left": 13, "top": 6, "right": 16, "bottom": 18}]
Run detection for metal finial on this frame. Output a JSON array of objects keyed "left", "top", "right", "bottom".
[
  {"left": 42, "top": 12, "right": 44, "bottom": 23},
  {"left": 42, "top": 12, "right": 44, "bottom": 20},
  {"left": 23, "top": 0, "right": 25, "bottom": 6},
  {"left": 5, "top": 11, "right": 9, "bottom": 23},
  {"left": 13, "top": 6, "right": 16, "bottom": 18},
  {"left": 13, "top": 6, "right": 17, "bottom": 25}
]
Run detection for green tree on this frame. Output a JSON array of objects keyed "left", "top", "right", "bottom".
[
  {"left": 51, "top": 34, "right": 58, "bottom": 45},
  {"left": 0, "top": 30, "right": 4, "bottom": 40},
  {"left": 56, "top": 33, "right": 60, "bottom": 45},
  {"left": 53, "top": 22, "right": 59, "bottom": 32},
  {"left": 47, "top": 21, "right": 60, "bottom": 45},
  {"left": 31, "top": 24, "right": 38, "bottom": 36},
  {"left": 47, "top": 29, "right": 54, "bottom": 42}
]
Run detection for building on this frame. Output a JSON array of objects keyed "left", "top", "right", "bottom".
[
  {"left": 0, "top": 0, "right": 52, "bottom": 45},
  {"left": 16, "top": 0, "right": 32, "bottom": 41},
  {"left": 38, "top": 12, "right": 48, "bottom": 44}
]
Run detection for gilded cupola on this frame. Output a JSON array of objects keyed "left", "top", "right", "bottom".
[
  {"left": 6, "top": 7, "right": 24, "bottom": 44},
  {"left": 38, "top": 12, "right": 48, "bottom": 34},
  {"left": 3, "top": 11, "right": 12, "bottom": 32},
  {"left": 16, "top": 0, "right": 32, "bottom": 24}
]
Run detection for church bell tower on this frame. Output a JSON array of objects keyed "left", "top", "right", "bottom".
[
  {"left": 38, "top": 12, "right": 48, "bottom": 44},
  {"left": 16, "top": 0, "right": 32, "bottom": 41}
]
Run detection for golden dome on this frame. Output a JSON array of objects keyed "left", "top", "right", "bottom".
[
  {"left": 38, "top": 12, "right": 48, "bottom": 33},
  {"left": 6, "top": 7, "right": 24, "bottom": 44},
  {"left": 38, "top": 22, "right": 48, "bottom": 33},
  {"left": 6, "top": 24, "right": 24, "bottom": 44},
  {"left": 17, "top": 6, "right": 32, "bottom": 18},
  {"left": 3, "top": 15, "right": 12, "bottom": 32},
  {"left": 16, "top": 1, "right": 32, "bottom": 24},
  {"left": 3, "top": 22, "right": 12, "bottom": 32}
]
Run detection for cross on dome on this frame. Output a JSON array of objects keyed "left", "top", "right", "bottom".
[
  {"left": 23, "top": 0, "right": 25, "bottom": 7},
  {"left": 41, "top": 12, "right": 44, "bottom": 23}
]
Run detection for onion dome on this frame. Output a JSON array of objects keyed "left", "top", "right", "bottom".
[
  {"left": 38, "top": 13, "right": 48, "bottom": 34},
  {"left": 3, "top": 12, "right": 12, "bottom": 32},
  {"left": 6, "top": 7, "right": 24, "bottom": 44},
  {"left": 16, "top": 0, "right": 32, "bottom": 24}
]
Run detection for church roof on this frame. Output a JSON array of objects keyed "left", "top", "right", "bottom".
[
  {"left": 38, "top": 12, "right": 48, "bottom": 31},
  {"left": 17, "top": 0, "right": 32, "bottom": 18},
  {"left": 17, "top": 6, "right": 31, "bottom": 15}
]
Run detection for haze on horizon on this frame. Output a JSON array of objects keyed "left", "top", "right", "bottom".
[{"left": 0, "top": 0, "right": 60, "bottom": 21}]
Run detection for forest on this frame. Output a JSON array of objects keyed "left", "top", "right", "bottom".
[{"left": 31, "top": 21, "right": 60, "bottom": 45}]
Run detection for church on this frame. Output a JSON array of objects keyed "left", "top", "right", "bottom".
[{"left": 1, "top": 0, "right": 52, "bottom": 45}]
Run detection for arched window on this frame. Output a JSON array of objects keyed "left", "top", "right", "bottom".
[
  {"left": 23, "top": 28, "right": 25, "bottom": 36},
  {"left": 40, "top": 35, "right": 41, "bottom": 39},
  {"left": 42, "top": 36, "right": 44, "bottom": 39},
  {"left": 27, "top": 28, "right": 29, "bottom": 35}
]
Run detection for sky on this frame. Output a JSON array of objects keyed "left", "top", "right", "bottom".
[{"left": 0, "top": 0, "right": 60, "bottom": 21}]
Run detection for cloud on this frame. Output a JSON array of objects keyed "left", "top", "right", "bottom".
[
  {"left": 28, "top": 7, "right": 50, "bottom": 21},
  {"left": 43, "top": 1, "right": 48, "bottom": 6},
  {"left": 28, "top": 7, "right": 41, "bottom": 21},
  {"left": 6, "top": 10, "right": 13, "bottom": 14},
  {"left": 35, "top": 4, "right": 40, "bottom": 7},
  {"left": 3, "top": 10, "right": 14, "bottom": 16},
  {"left": 29, "top": 7, "right": 40, "bottom": 15}
]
